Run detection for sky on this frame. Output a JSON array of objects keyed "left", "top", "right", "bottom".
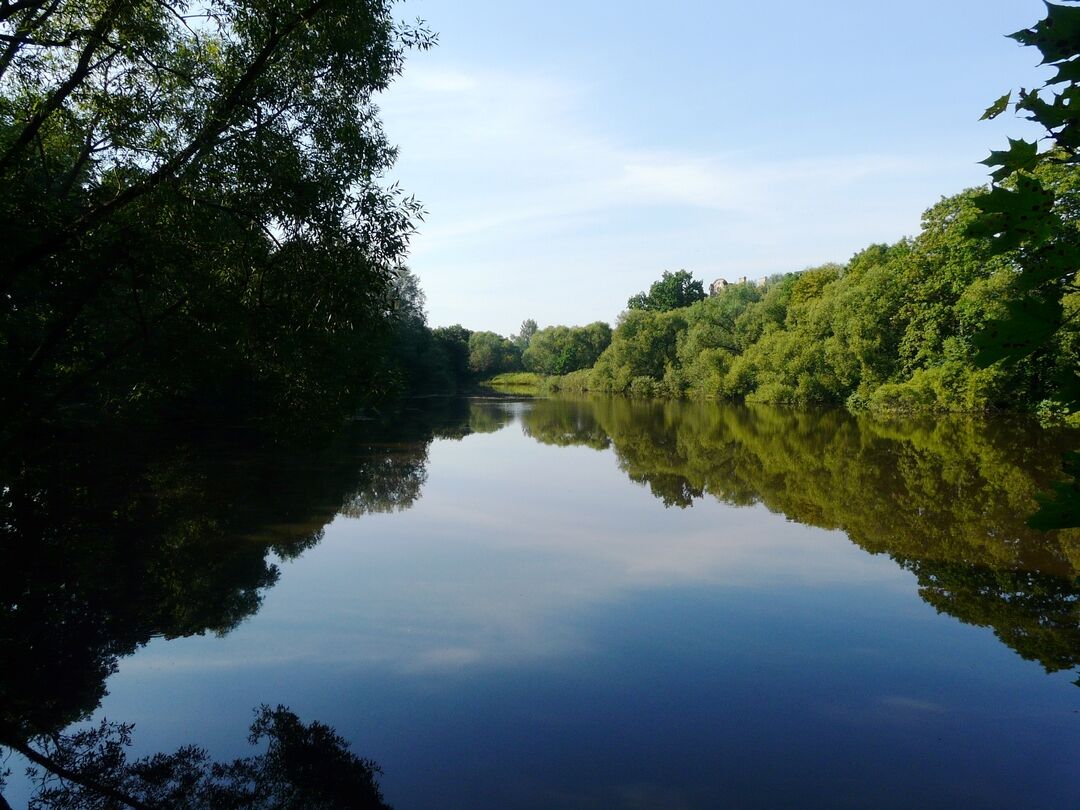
[{"left": 377, "top": 0, "right": 1052, "bottom": 336}]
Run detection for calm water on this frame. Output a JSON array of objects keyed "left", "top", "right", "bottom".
[{"left": 3, "top": 397, "right": 1079, "bottom": 807}]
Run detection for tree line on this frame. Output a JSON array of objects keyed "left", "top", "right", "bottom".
[
  {"left": 430, "top": 169, "right": 1077, "bottom": 416},
  {"left": 549, "top": 170, "right": 1078, "bottom": 421},
  {"left": 386, "top": 316, "right": 613, "bottom": 385}
]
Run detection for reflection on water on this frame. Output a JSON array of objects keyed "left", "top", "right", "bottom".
[
  {"left": 522, "top": 397, "right": 1080, "bottom": 678},
  {"left": 1, "top": 396, "right": 1077, "bottom": 807},
  {"left": 0, "top": 400, "right": 511, "bottom": 742}
]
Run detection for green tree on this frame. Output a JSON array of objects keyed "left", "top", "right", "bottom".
[
  {"left": 970, "top": 0, "right": 1080, "bottom": 527},
  {"left": 522, "top": 322, "right": 611, "bottom": 375},
  {"left": 627, "top": 270, "right": 706, "bottom": 312},
  {"left": 672, "top": 283, "right": 763, "bottom": 397},
  {"left": 0, "top": 0, "right": 435, "bottom": 440},
  {"left": 432, "top": 325, "right": 473, "bottom": 386},
  {"left": 467, "top": 331, "right": 522, "bottom": 376},
  {"left": 590, "top": 309, "right": 687, "bottom": 394},
  {"left": 515, "top": 318, "right": 539, "bottom": 349}
]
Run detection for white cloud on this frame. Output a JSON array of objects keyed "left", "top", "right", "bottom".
[{"left": 378, "top": 66, "right": 986, "bottom": 333}]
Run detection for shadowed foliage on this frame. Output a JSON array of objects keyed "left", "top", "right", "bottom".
[{"left": 0, "top": 0, "right": 437, "bottom": 446}]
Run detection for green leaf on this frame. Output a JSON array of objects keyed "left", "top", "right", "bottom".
[
  {"left": 1010, "top": 2, "right": 1080, "bottom": 65},
  {"left": 1012, "top": 241, "right": 1080, "bottom": 291},
  {"left": 979, "top": 137, "right": 1040, "bottom": 181},
  {"left": 973, "top": 295, "right": 1064, "bottom": 365},
  {"left": 969, "top": 176, "right": 1058, "bottom": 250},
  {"left": 1016, "top": 88, "right": 1080, "bottom": 132},
  {"left": 981, "top": 91, "right": 1012, "bottom": 120},
  {"left": 973, "top": 175, "right": 1053, "bottom": 215},
  {"left": 1048, "top": 58, "right": 1080, "bottom": 85}
]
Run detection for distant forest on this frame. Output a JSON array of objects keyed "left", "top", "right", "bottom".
[{"left": 446, "top": 171, "right": 1077, "bottom": 423}]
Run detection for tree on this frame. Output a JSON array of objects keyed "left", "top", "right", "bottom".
[
  {"left": 590, "top": 308, "right": 687, "bottom": 392},
  {"left": 971, "top": 0, "right": 1080, "bottom": 527},
  {"left": 467, "top": 331, "right": 521, "bottom": 376},
  {"left": 0, "top": 1, "right": 436, "bottom": 440},
  {"left": 432, "top": 325, "right": 473, "bottom": 386},
  {"left": 627, "top": 270, "right": 706, "bottom": 312},
  {"left": 515, "top": 318, "right": 538, "bottom": 349},
  {"left": 521, "top": 322, "right": 611, "bottom": 375}
]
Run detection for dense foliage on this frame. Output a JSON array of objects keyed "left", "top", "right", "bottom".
[
  {"left": 968, "top": 0, "right": 1080, "bottom": 528},
  {"left": 0, "top": 0, "right": 435, "bottom": 441},
  {"left": 445, "top": 320, "right": 614, "bottom": 382},
  {"left": 551, "top": 175, "right": 1079, "bottom": 421},
  {"left": 522, "top": 322, "right": 611, "bottom": 375},
  {"left": 467, "top": 330, "right": 522, "bottom": 376}
]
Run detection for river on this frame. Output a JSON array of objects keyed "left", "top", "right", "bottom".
[{"left": 2, "top": 397, "right": 1078, "bottom": 807}]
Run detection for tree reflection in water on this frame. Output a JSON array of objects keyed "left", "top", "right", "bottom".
[
  {"left": 0, "top": 398, "right": 514, "bottom": 808},
  {"left": 522, "top": 397, "right": 1080, "bottom": 680},
  {"left": 2, "top": 395, "right": 1077, "bottom": 806}
]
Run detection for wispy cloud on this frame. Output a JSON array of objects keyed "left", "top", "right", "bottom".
[{"left": 378, "top": 65, "right": 985, "bottom": 333}]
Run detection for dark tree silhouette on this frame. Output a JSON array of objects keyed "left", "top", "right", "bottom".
[{"left": 4, "top": 706, "right": 390, "bottom": 809}]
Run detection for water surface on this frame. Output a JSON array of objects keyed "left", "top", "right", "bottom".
[{"left": 3, "top": 398, "right": 1078, "bottom": 807}]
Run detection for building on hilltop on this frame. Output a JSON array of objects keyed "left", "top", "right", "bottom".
[{"left": 709, "top": 276, "right": 751, "bottom": 296}]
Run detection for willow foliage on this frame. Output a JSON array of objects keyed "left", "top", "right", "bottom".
[{"left": 0, "top": 1, "right": 434, "bottom": 438}]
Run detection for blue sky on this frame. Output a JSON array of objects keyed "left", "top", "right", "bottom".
[{"left": 379, "top": 0, "right": 1051, "bottom": 335}]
